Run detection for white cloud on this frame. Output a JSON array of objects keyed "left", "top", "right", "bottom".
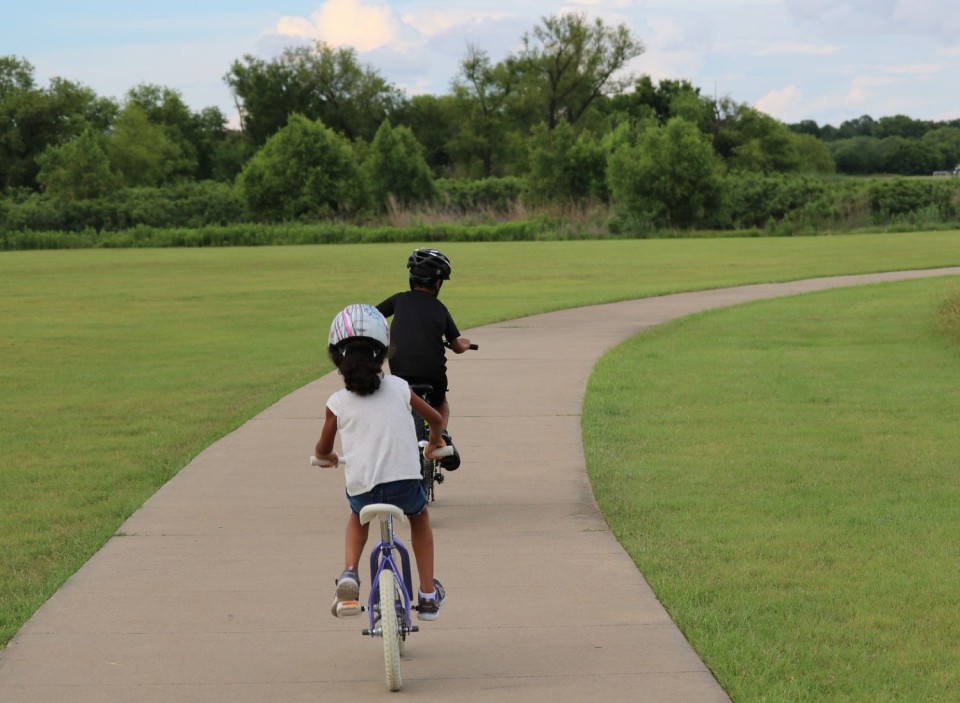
[
  {"left": 275, "top": 0, "right": 405, "bottom": 52},
  {"left": 755, "top": 85, "right": 805, "bottom": 121}
]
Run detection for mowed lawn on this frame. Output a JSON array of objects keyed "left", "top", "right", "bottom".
[
  {"left": 1, "top": 234, "right": 959, "bottom": 696},
  {"left": 584, "top": 276, "right": 960, "bottom": 701}
]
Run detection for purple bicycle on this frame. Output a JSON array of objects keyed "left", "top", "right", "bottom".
[
  {"left": 358, "top": 502, "right": 415, "bottom": 691},
  {"left": 310, "top": 457, "right": 438, "bottom": 691}
]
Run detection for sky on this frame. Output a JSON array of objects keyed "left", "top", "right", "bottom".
[{"left": 3, "top": 0, "right": 960, "bottom": 130}]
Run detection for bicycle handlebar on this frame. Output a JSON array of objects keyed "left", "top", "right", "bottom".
[
  {"left": 418, "top": 441, "right": 454, "bottom": 458},
  {"left": 311, "top": 456, "right": 340, "bottom": 468},
  {"left": 310, "top": 441, "right": 453, "bottom": 468},
  {"left": 443, "top": 341, "right": 479, "bottom": 351}
]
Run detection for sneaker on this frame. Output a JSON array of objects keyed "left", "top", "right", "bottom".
[
  {"left": 439, "top": 431, "right": 460, "bottom": 471},
  {"left": 331, "top": 569, "right": 360, "bottom": 617},
  {"left": 417, "top": 579, "right": 446, "bottom": 621}
]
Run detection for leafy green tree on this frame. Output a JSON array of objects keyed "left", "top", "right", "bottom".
[
  {"left": 364, "top": 120, "right": 435, "bottom": 210},
  {"left": 829, "top": 136, "right": 884, "bottom": 175},
  {"left": 225, "top": 42, "right": 402, "bottom": 145},
  {"left": 921, "top": 127, "right": 960, "bottom": 170},
  {"left": 837, "top": 114, "right": 877, "bottom": 139},
  {"left": 607, "top": 76, "right": 712, "bottom": 134},
  {"left": 106, "top": 103, "right": 190, "bottom": 187},
  {"left": 511, "top": 13, "right": 644, "bottom": 129},
  {"left": 36, "top": 127, "right": 119, "bottom": 199},
  {"left": 126, "top": 83, "right": 207, "bottom": 178},
  {"left": 790, "top": 132, "right": 835, "bottom": 173},
  {"left": 393, "top": 94, "right": 459, "bottom": 177},
  {"left": 877, "top": 136, "right": 940, "bottom": 175},
  {"left": 719, "top": 105, "right": 822, "bottom": 174},
  {"left": 607, "top": 117, "right": 723, "bottom": 227},
  {"left": 237, "top": 113, "right": 367, "bottom": 220},
  {"left": 1, "top": 56, "right": 117, "bottom": 191},
  {"left": 874, "top": 114, "right": 931, "bottom": 140},
  {"left": 449, "top": 45, "right": 521, "bottom": 177},
  {"left": 526, "top": 121, "right": 608, "bottom": 203}
]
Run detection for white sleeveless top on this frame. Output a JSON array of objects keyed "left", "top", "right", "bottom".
[{"left": 326, "top": 374, "right": 421, "bottom": 496}]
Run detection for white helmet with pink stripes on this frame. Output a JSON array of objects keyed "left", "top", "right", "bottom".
[{"left": 328, "top": 304, "right": 390, "bottom": 350}]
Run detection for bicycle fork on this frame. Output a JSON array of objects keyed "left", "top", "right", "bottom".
[{"left": 362, "top": 517, "right": 419, "bottom": 638}]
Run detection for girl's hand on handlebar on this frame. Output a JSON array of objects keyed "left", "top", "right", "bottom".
[
  {"left": 423, "top": 440, "right": 444, "bottom": 460},
  {"left": 311, "top": 452, "right": 338, "bottom": 468}
]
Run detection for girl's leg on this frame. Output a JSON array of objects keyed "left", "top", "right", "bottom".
[
  {"left": 408, "top": 509, "right": 434, "bottom": 590},
  {"left": 345, "top": 511, "right": 369, "bottom": 571}
]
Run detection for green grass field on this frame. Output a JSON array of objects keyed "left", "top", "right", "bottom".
[
  {"left": 584, "top": 278, "right": 960, "bottom": 701},
  {"left": 2, "top": 233, "right": 960, "bottom": 699}
]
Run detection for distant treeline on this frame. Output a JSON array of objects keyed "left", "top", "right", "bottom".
[{"left": 2, "top": 14, "right": 960, "bottom": 245}]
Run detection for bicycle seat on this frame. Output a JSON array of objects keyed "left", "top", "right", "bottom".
[
  {"left": 408, "top": 383, "right": 434, "bottom": 399},
  {"left": 359, "top": 503, "right": 408, "bottom": 526}
]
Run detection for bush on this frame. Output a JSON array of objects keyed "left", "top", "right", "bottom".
[
  {"left": 237, "top": 114, "right": 368, "bottom": 220},
  {"left": 607, "top": 117, "right": 723, "bottom": 227},
  {"left": 868, "top": 178, "right": 960, "bottom": 220},
  {"left": 364, "top": 121, "right": 436, "bottom": 210}
]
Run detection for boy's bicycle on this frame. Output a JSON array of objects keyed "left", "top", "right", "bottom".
[
  {"left": 408, "top": 383, "right": 445, "bottom": 502},
  {"left": 410, "top": 342, "right": 478, "bottom": 502}
]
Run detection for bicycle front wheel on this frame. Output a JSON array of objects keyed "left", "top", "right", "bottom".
[
  {"left": 379, "top": 569, "right": 402, "bottom": 691},
  {"left": 414, "top": 416, "right": 435, "bottom": 501}
]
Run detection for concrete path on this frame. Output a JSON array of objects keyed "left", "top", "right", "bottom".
[{"left": 1, "top": 268, "right": 958, "bottom": 702}]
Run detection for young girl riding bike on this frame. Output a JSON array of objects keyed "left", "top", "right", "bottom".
[{"left": 314, "top": 304, "right": 447, "bottom": 620}]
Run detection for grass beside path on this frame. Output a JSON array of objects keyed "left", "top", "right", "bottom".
[
  {"left": 1, "top": 232, "right": 959, "bottom": 652},
  {"left": 583, "top": 277, "right": 960, "bottom": 701}
]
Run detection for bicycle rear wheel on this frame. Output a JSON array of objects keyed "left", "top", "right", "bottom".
[
  {"left": 379, "top": 570, "right": 402, "bottom": 691},
  {"left": 414, "top": 415, "right": 435, "bottom": 501}
]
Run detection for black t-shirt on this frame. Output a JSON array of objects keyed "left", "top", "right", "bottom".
[{"left": 377, "top": 290, "right": 460, "bottom": 378}]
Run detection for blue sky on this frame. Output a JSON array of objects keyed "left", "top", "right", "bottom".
[{"left": 4, "top": 0, "right": 959, "bottom": 129}]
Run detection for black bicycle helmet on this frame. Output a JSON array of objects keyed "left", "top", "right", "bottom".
[{"left": 407, "top": 248, "right": 452, "bottom": 283}]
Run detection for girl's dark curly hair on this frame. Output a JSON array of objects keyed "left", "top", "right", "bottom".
[{"left": 329, "top": 339, "right": 388, "bottom": 396}]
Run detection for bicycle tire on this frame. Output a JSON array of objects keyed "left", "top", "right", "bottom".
[{"left": 379, "top": 569, "right": 402, "bottom": 691}]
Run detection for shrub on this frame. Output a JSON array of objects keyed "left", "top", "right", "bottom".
[{"left": 237, "top": 114, "right": 369, "bottom": 220}]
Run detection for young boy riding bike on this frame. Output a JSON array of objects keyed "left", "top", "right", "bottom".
[{"left": 376, "top": 248, "right": 472, "bottom": 470}]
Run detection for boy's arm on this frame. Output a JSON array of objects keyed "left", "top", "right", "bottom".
[
  {"left": 448, "top": 336, "right": 473, "bottom": 354},
  {"left": 376, "top": 295, "right": 395, "bottom": 318},
  {"left": 314, "top": 407, "right": 339, "bottom": 466}
]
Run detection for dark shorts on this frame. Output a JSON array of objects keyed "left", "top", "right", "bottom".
[
  {"left": 347, "top": 479, "right": 428, "bottom": 517},
  {"left": 399, "top": 374, "right": 448, "bottom": 408}
]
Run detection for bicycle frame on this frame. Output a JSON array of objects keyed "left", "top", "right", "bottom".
[
  {"left": 409, "top": 383, "right": 442, "bottom": 501},
  {"left": 364, "top": 513, "right": 416, "bottom": 634}
]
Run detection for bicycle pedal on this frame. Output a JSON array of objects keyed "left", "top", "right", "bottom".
[
  {"left": 435, "top": 474, "right": 444, "bottom": 484},
  {"left": 336, "top": 600, "right": 362, "bottom": 617}
]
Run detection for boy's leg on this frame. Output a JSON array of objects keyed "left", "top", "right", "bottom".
[
  {"left": 436, "top": 398, "right": 461, "bottom": 470},
  {"left": 437, "top": 399, "right": 450, "bottom": 431}
]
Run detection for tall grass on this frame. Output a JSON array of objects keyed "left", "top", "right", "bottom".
[
  {"left": 583, "top": 278, "right": 960, "bottom": 701},
  {"left": 1, "top": 233, "right": 959, "bottom": 650}
]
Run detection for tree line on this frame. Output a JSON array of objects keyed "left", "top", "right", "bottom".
[{"left": 2, "top": 13, "right": 959, "bottom": 239}]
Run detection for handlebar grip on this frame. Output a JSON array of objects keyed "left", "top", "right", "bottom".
[
  {"left": 468, "top": 343, "right": 479, "bottom": 350},
  {"left": 310, "top": 455, "right": 342, "bottom": 467},
  {"left": 418, "top": 441, "right": 455, "bottom": 459}
]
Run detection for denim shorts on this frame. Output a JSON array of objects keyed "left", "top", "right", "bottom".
[{"left": 347, "top": 479, "right": 427, "bottom": 517}]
